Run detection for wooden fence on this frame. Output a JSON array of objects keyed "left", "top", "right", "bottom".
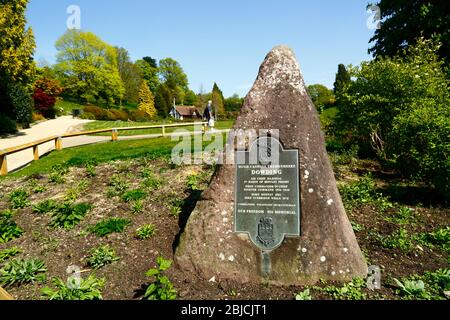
[{"left": 0, "top": 122, "right": 207, "bottom": 176}]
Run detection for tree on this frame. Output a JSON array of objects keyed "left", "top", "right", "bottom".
[
  {"left": 138, "top": 82, "right": 157, "bottom": 119},
  {"left": 224, "top": 94, "right": 244, "bottom": 112},
  {"left": 369, "top": 0, "right": 450, "bottom": 65},
  {"left": 54, "top": 30, "right": 124, "bottom": 105},
  {"left": 159, "top": 58, "right": 188, "bottom": 90},
  {"left": 116, "top": 47, "right": 143, "bottom": 104},
  {"left": 211, "top": 82, "right": 225, "bottom": 118},
  {"left": 333, "top": 64, "right": 351, "bottom": 96},
  {"left": 307, "top": 84, "right": 335, "bottom": 112},
  {"left": 33, "top": 77, "right": 63, "bottom": 118},
  {"left": 143, "top": 56, "right": 158, "bottom": 68},
  {"left": 336, "top": 39, "right": 449, "bottom": 196},
  {"left": 154, "top": 84, "right": 170, "bottom": 118},
  {"left": 136, "top": 59, "right": 160, "bottom": 94},
  {"left": 184, "top": 89, "right": 198, "bottom": 106},
  {"left": 0, "top": 0, "right": 36, "bottom": 128}
]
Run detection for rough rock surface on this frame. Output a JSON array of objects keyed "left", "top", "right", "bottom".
[{"left": 175, "top": 46, "right": 368, "bottom": 285}]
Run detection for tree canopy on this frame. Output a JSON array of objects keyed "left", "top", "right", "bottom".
[
  {"left": 369, "top": 0, "right": 450, "bottom": 64},
  {"left": 54, "top": 30, "right": 124, "bottom": 105}
]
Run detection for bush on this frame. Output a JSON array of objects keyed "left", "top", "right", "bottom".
[
  {"left": 83, "top": 105, "right": 109, "bottom": 120},
  {"left": 32, "top": 112, "right": 46, "bottom": 122},
  {"left": 144, "top": 257, "right": 177, "bottom": 300},
  {"left": 42, "top": 275, "right": 105, "bottom": 300},
  {"left": 8, "top": 83, "right": 33, "bottom": 127},
  {"left": 50, "top": 203, "right": 92, "bottom": 229},
  {"left": 0, "top": 214, "right": 24, "bottom": 244},
  {"left": 0, "top": 113, "right": 18, "bottom": 134},
  {"left": 335, "top": 39, "right": 450, "bottom": 196},
  {"left": 109, "top": 108, "right": 129, "bottom": 121},
  {"left": 33, "top": 88, "right": 57, "bottom": 119},
  {"left": 89, "top": 218, "right": 131, "bottom": 237},
  {"left": 0, "top": 259, "right": 47, "bottom": 287},
  {"left": 80, "top": 112, "right": 96, "bottom": 120},
  {"left": 129, "top": 109, "right": 150, "bottom": 122}
]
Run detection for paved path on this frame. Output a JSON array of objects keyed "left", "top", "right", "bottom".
[
  {"left": 1, "top": 119, "right": 230, "bottom": 173},
  {"left": 0, "top": 116, "right": 94, "bottom": 173}
]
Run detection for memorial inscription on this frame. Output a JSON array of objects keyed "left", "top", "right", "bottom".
[{"left": 235, "top": 137, "right": 301, "bottom": 251}]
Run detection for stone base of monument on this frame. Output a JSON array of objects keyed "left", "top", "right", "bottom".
[{"left": 175, "top": 46, "right": 368, "bottom": 286}]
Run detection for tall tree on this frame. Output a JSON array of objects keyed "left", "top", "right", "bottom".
[
  {"left": 54, "top": 30, "right": 124, "bottom": 105},
  {"left": 369, "top": 0, "right": 450, "bottom": 64},
  {"left": 138, "top": 82, "right": 157, "bottom": 119},
  {"left": 211, "top": 82, "right": 225, "bottom": 118},
  {"left": 143, "top": 56, "right": 158, "bottom": 68},
  {"left": 159, "top": 58, "right": 188, "bottom": 90},
  {"left": 116, "top": 47, "right": 143, "bottom": 104},
  {"left": 224, "top": 94, "right": 244, "bottom": 112},
  {"left": 154, "top": 84, "right": 170, "bottom": 118},
  {"left": 0, "top": 0, "right": 36, "bottom": 127},
  {"left": 136, "top": 59, "right": 160, "bottom": 94},
  {"left": 333, "top": 64, "right": 351, "bottom": 97}
]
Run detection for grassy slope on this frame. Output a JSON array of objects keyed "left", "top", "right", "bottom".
[{"left": 3, "top": 134, "right": 228, "bottom": 179}]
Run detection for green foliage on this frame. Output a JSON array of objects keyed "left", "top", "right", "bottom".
[
  {"left": 64, "top": 179, "right": 90, "bottom": 203},
  {"left": 0, "top": 114, "right": 17, "bottom": 134},
  {"left": 108, "top": 174, "right": 129, "bottom": 196},
  {"left": 186, "top": 173, "right": 201, "bottom": 191},
  {"left": 168, "top": 197, "right": 184, "bottom": 217},
  {"left": 55, "top": 30, "right": 124, "bottom": 105},
  {"left": 336, "top": 39, "right": 450, "bottom": 196},
  {"left": 49, "top": 164, "right": 69, "bottom": 184},
  {"left": 116, "top": 47, "right": 144, "bottom": 104},
  {"left": 369, "top": 0, "right": 450, "bottom": 64},
  {"left": 0, "top": 247, "right": 21, "bottom": 263},
  {"left": 295, "top": 289, "right": 312, "bottom": 300},
  {"left": 211, "top": 82, "right": 225, "bottom": 118},
  {"left": 130, "top": 200, "right": 144, "bottom": 214},
  {"left": 0, "top": 0, "right": 36, "bottom": 126},
  {"left": 87, "top": 245, "right": 119, "bottom": 269},
  {"left": 351, "top": 221, "right": 364, "bottom": 233},
  {"left": 121, "top": 189, "right": 147, "bottom": 203},
  {"left": 385, "top": 207, "right": 415, "bottom": 225},
  {"left": 141, "top": 174, "right": 162, "bottom": 191},
  {"left": 144, "top": 256, "right": 177, "bottom": 300},
  {"left": 339, "top": 174, "right": 392, "bottom": 212},
  {"left": 394, "top": 269, "right": 450, "bottom": 300},
  {"left": 333, "top": 64, "right": 351, "bottom": 98},
  {"left": 50, "top": 203, "right": 92, "bottom": 229},
  {"left": 307, "top": 84, "right": 335, "bottom": 112},
  {"left": 393, "top": 278, "right": 429, "bottom": 299},
  {"left": 90, "top": 218, "right": 131, "bottom": 237},
  {"left": 138, "top": 82, "right": 157, "bottom": 119},
  {"left": 0, "top": 259, "right": 47, "bottom": 287},
  {"left": 314, "top": 278, "right": 367, "bottom": 300},
  {"left": 85, "top": 161, "right": 97, "bottom": 177},
  {"left": 0, "top": 214, "right": 24, "bottom": 243},
  {"left": 377, "top": 228, "right": 414, "bottom": 251},
  {"left": 27, "top": 179, "right": 47, "bottom": 193},
  {"left": 417, "top": 227, "right": 450, "bottom": 253},
  {"left": 32, "top": 199, "right": 58, "bottom": 214},
  {"left": 136, "top": 224, "right": 156, "bottom": 240},
  {"left": 9, "top": 188, "right": 29, "bottom": 209},
  {"left": 41, "top": 275, "right": 105, "bottom": 300}
]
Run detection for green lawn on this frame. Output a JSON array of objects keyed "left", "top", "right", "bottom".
[
  {"left": 55, "top": 100, "right": 85, "bottom": 115},
  {"left": 3, "top": 134, "right": 228, "bottom": 179},
  {"left": 82, "top": 120, "right": 235, "bottom": 136}
]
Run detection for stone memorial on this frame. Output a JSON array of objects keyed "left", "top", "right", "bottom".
[{"left": 175, "top": 45, "right": 368, "bottom": 285}]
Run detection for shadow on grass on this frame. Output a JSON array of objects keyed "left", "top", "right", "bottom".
[{"left": 383, "top": 184, "right": 448, "bottom": 207}]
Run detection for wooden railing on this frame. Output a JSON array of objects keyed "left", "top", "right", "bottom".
[{"left": 0, "top": 122, "right": 207, "bottom": 176}]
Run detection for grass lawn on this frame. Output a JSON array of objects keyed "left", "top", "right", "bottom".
[
  {"left": 3, "top": 134, "right": 228, "bottom": 179},
  {"left": 82, "top": 120, "right": 235, "bottom": 136}
]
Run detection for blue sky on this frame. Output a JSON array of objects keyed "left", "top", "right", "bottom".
[{"left": 27, "top": 0, "right": 376, "bottom": 97}]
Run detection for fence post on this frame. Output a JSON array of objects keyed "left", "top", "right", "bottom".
[
  {"left": 33, "top": 145, "right": 39, "bottom": 161},
  {"left": 55, "top": 137, "right": 63, "bottom": 151},
  {"left": 111, "top": 129, "right": 118, "bottom": 141},
  {"left": 0, "top": 154, "right": 7, "bottom": 176},
  {"left": 162, "top": 126, "right": 166, "bottom": 137}
]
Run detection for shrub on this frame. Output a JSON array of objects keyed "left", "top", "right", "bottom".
[
  {"left": 0, "top": 259, "right": 47, "bottom": 287},
  {"left": 314, "top": 278, "right": 367, "bottom": 300},
  {"left": 144, "top": 257, "right": 177, "bottom": 300},
  {"left": 87, "top": 245, "right": 119, "bottom": 269},
  {"left": 90, "top": 218, "right": 131, "bottom": 237},
  {"left": 33, "top": 88, "right": 57, "bottom": 119},
  {"left": 129, "top": 109, "right": 150, "bottom": 122},
  {"left": 83, "top": 105, "right": 112, "bottom": 120},
  {"left": 32, "top": 199, "right": 59, "bottom": 214},
  {"left": 0, "top": 247, "right": 21, "bottom": 263},
  {"left": 8, "top": 83, "right": 33, "bottom": 127},
  {"left": 0, "top": 113, "right": 18, "bottom": 135},
  {"left": 32, "top": 112, "right": 46, "bottom": 122},
  {"left": 50, "top": 203, "right": 92, "bottom": 229},
  {"left": 109, "top": 108, "right": 129, "bottom": 121},
  {"left": 136, "top": 224, "right": 156, "bottom": 240},
  {"left": 80, "top": 112, "right": 96, "bottom": 120},
  {"left": 9, "top": 188, "right": 29, "bottom": 209},
  {"left": 41, "top": 275, "right": 105, "bottom": 300},
  {"left": 121, "top": 189, "right": 147, "bottom": 203}
]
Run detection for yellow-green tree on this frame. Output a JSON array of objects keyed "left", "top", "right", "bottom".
[
  {"left": 138, "top": 82, "right": 157, "bottom": 119},
  {"left": 0, "top": 0, "right": 36, "bottom": 128}
]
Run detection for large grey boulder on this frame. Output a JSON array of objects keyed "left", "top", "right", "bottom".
[{"left": 175, "top": 45, "right": 368, "bottom": 285}]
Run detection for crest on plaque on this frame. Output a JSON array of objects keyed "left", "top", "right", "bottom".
[{"left": 257, "top": 217, "right": 275, "bottom": 248}]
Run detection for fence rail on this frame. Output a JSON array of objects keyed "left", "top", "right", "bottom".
[{"left": 0, "top": 121, "right": 208, "bottom": 176}]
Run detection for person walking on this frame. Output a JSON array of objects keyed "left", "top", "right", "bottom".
[{"left": 203, "top": 100, "right": 215, "bottom": 132}]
